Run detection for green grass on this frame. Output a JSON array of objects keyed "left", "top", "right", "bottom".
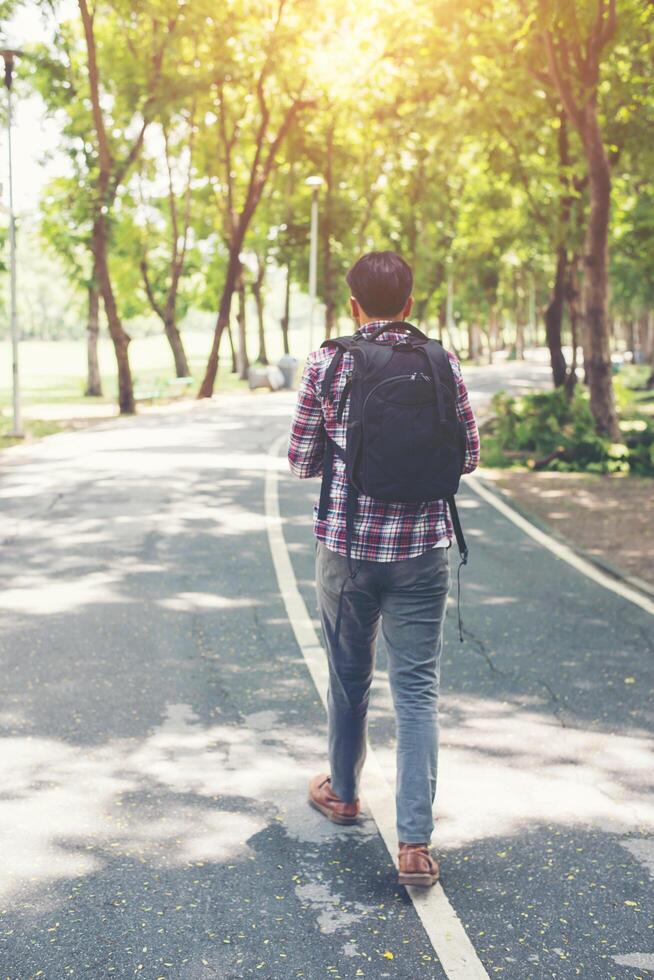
[
  {"left": 0, "top": 416, "right": 68, "bottom": 447},
  {"left": 0, "top": 332, "right": 254, "bottom": 409},
  {"left": 0, "top": 331, "right": 260, "bottom": 449}
]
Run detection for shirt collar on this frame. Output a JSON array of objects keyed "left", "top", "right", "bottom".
[{"left": 357, "top": 319, "right": 403, "bottom": 339}]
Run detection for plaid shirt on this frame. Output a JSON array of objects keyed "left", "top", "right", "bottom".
[{"left": 288, "top": 320, "right": 480, "bottom": 562}]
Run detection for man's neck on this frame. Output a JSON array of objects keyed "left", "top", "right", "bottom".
[{"left": 358, "top": 315, "right": 405, "bottom": 328}]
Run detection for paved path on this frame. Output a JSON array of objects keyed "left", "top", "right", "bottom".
[{"left": 0, "top": 388, "right": 652, "bottom": 980}]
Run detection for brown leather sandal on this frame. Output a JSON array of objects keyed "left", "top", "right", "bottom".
[{"left": 398, "top": 842, "right": 440, "bottom": 887}]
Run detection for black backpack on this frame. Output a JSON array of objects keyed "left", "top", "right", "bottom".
[{"left": 318, "top": 320, "right": 469, "bottom": 574}]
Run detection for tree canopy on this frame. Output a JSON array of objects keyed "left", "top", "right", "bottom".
[{"left": 3, "top": 0, "right": 653, "bottom": 421}]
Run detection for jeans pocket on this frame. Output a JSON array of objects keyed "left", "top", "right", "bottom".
[{"left": 316, "top": 541, "right": 349, "bottom": 596}]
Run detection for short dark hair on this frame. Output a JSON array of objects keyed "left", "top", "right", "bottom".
[{"left": 346, "top": 251, "right": 413, "bottom": 318}]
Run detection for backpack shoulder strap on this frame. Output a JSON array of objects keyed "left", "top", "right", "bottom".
[
  {"left": 319, "top": 335, "right": 358, "bottom": 401},
  {"left": 425, "top": 339, "right": 457, "bottom": 388},
  {"left": 418, "top": 340, "right": 458, "bottom": 420},
  {"left": 317, "top": 335, "right": 358, "bottom": 522}
]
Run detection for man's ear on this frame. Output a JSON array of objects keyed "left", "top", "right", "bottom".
[
  {"left": 350, "top": 297, "right": 361, "bottom": 321},
  {"left": 402, "top": 296, "right": 414, "bottom": 319}
]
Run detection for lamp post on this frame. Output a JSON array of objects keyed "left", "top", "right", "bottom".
[
  {"left": 305, "top": 175, "right": 323, "bottom": 353},
  {"left": 445, "top": 258, "right": 454, "bottom": 346},
  {"left": 1, "top": 48, "right": 23, "bottom": 438}
]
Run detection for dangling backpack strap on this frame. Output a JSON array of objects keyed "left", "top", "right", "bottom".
[
  {"left": 427, "top": 340, "right": 469, "bottom": 640},
  {"left": 344, "top": 482, "right": 360, "bottom": 578},
  {"left": 317, "top": 336, "right": 357, "bottom": 522},
  {"left": 317, "top": 437, "right": 345, "bottom": 520},
  {"left": 447, "top": 494, "right": 469, "bottom": 644},
  {"left": 421, "top": 340, "right": 467, "bottom": 562},
  {"left": 446, "top": 495, "right": 468, "bottom": 564}
]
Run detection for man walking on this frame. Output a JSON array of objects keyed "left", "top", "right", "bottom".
[{"left": 288, "top": 251, "right": 480, "bottom": 887}]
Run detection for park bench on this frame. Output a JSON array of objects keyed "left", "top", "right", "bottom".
[
  {"left": 134, "top": 376, "right": 194, "bottom": 403},
  {"left": 165, "top": 376, "right": 195, "bottom": 397},
  {"left": 133, "top": 383, "right": 162, "bottom": 403}
]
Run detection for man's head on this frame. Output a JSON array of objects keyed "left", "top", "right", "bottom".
[{"left": 346, "top": 251, "right": 414, "bottom": 324}]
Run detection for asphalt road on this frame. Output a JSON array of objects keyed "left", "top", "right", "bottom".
[
  {"left": 452, "top": 348, "right": 554, "bottom": 417},
  {"left": 0, "top": 377, "right": 652, "bottom": 980}
]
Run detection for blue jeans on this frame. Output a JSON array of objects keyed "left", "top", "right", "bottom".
[{"left": 315, "top": 540, "right": 451, "bottom": 843}]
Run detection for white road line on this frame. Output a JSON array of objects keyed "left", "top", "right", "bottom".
[
  {"left": 265, "top": 435, "right": 490, "bottom": 980},
  {"left": 467, "top": 475, "right": 654, "bottom": 618}
]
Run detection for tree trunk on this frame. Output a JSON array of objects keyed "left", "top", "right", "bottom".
[
  {"left": 93, "top": 215, "right": 134, "bottom": 414},
  {"left": 625, "top": 319, "right": 635, "bottom": 357},
  {"left": 236, "top": 266, "right": 249, "bottom": 381},
  {"left": 636, "top": 313, "right": 649, "bottom": 365},
  {"left": 515, "top": 317, "right": 525, "bottom": 360},
  {"left": 646, "top": 311, "right": 654, "bottom": 388},
  {"left": 565, "top": 253, "right": 581, "bottom": 395},
  {"left": 487, "top": 310, "right": 498, "bottom": 364},
  {"left": 468, "top": 321, "right": 482, "bottom": 361},
  {"left": 544, "top": 244, "right": 568, "bottom": 387},
  {"left": 85, "top": 260, "right": 102, "bottom": 397},
  {"left": 579, "top": 109, "right": 619, "bottom": 437},
  {"left": 197, "top": 95, "right": 309, "bottom": 398},
  {"left": 141, "top": 259, "right": 192, "bottom": 379},
  {"left": 254, "top": 291, "right": 268, "bottom": 365},
  {"left": 495, "top": 317, "right": 510, "bottom": 352},
  {"left": 281, "top": 263, "right": 291, "bottom": 355},
  {"left": 164, "top": 312, "right": 190, "bottom": 378},
  {"left": 252, "top": 258, "right": 268, "bottom": 365},
  {"left": 414, "top": 296, "right": 431, "bottom": 332},
  {"left": 544, "top": 111, "right": 570, "bottom": 388},
  {"left": 198, "top": 245, "right": 242, "bottom": 398},
  {"left": 528, "top": 276, "right": 537, "bottom": 349},
  {"left": 226, "top": 323, "right": 237, "bottom": 373}
]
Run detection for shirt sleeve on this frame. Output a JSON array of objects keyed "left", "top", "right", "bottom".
[
  {"left": 448, "top": 353, "right": 480, "bottom": 475},
  {"left": 287, "top": 354, "right": 326, "bottom": 479}
]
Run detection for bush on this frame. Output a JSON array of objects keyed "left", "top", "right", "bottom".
[
  {"left": 624, "top": 426, "right": 654, "bottom": 475},
  {"left": 483, "top": 387, "right": 654, "bottom": 475}
]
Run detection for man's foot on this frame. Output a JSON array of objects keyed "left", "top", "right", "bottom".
[
  {"left": 308, "top": 773, "right": 360, "bottom": 825},
  {"left": 397, "top": 842, "right": 440, "bottom": 887}
]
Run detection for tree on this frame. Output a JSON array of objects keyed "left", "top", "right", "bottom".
[
  {"left": 40, "top": 175, "right": 103, "bottom": 395},
  {"left": 535, "top": 0, "right": 620, "bottom": 435},
  {"left": 77, "top": 0, "right": 179, "bottom": 413},
  {"left": 251, "top": 254, "right": 268, "bottom": 365},
  {"left": 135, "top": 115, "right": 198, "bottom": 377},
  {"left": 31, "top": 24, "right": 106, "bottom": 396},
  {"left": 266, "top": 162, "right": 307, "bottom": 356},
  {"left": 195, "top": 0, "right": 314, "bottom": 399}
]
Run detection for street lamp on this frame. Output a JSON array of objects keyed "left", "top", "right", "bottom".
[
  {"left": 445, "top": 256, "right": 454, "bottom": 345},
  {"left": 305, "top": 175, "right": 323, "bottom": 353},
  {"left": 1, "top": 47, "right": 24, "bottom": 438}
]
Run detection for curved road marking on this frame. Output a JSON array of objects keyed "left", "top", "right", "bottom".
[
  {"left": 265, "top": 435, "right": 490, "bottom": 980},
  {"left": 467, "top": 475, "right": 654, "bottom": 618}
]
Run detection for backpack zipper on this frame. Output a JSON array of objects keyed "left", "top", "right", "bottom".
[{"left": 362, "top": 373, "right": 432, "bottom": 414}]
